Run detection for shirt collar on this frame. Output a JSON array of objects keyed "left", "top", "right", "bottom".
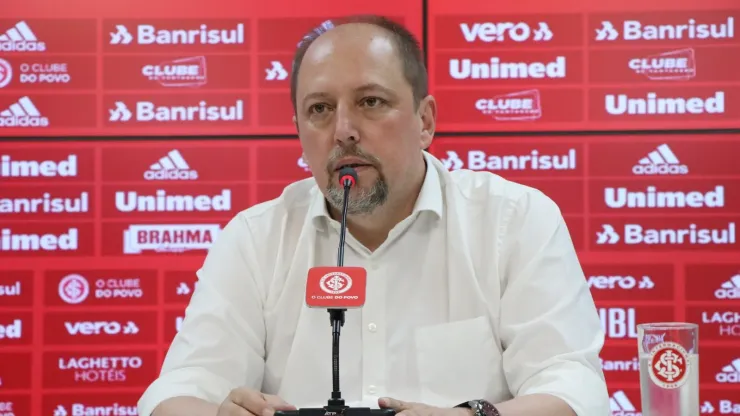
[{"left": 308, "top": 151, "right": 444, "bottom": 230}]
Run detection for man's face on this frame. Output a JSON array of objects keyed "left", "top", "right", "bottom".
[{"left": 293, "top": 23, "right": 434, "bottom": 215}]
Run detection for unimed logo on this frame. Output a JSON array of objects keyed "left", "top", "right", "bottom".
[{"left": 0, "top": 228, "right": 78, "bottom": 252}]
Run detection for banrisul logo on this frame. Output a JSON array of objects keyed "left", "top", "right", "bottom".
[
  {"left": 109, "top": 99, "right": 244, "bottom": 123},
  {"left": 110, "top": 23, "right": 245, "bottom": 45}
]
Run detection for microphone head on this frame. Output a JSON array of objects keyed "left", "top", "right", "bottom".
[{"left": 338, "top": 166, "right": 358, "bottom": 188}]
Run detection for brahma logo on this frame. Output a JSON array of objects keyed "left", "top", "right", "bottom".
[
  {"left": 460, "top": 21, "right": 553, "bottom": 42},
  {"left": 142, "top": 56, "right": 207, "bottom": 87},
  {"left": 109, "top": 99, "right": 244, "bottom": 122},
  {"left": 610, "top": 390, "right": 640, "bottom": 416},
  {"left": 716, "top": 358, "right": 740, "bottom": 383},
  {"left": 122, "top": 223, "right": 220, "bottom": 254},
  {"left": 115, "top": 189, "right": 231, "bottom": 212},
  {"left": 0, "top": 96, "right": 50, "bottom": 127},
  {"left": 64, "top": 320, "right": 139, "bottom": 336},
  {"left": 0, "top": 228, "right": 78, "bottom": 252},
  {"left": 110, "top": 23, "right": 245, "bottom": 45},
  {"left": 441, "top": 148, "right": 576, "bottom": 172},
  {"left": 628, "top": 48, "right": 696, "bottom": 81},
  {"left": 595, "top": 17, "right": 734, "bottom": 41},
  {"left": 475, "top": 90, "right": 542, "bottom": 121},
  {"left": 0, "top": 21, "right": 46, "bottom": 52},
  {"left": 449, "top": 56, "right": 566, "bottom": 80},
  {"left": 144, "top": 149, "right": 198, "bottom": 180},
  {"left": 0, "top": 154, "right": 77, "bottom": 178},
  {"left": 605, "top": 91, "right": 724, "bottom": 115},
  {"left": 632, "top": 144, "right": 688, "bottom": 176}
]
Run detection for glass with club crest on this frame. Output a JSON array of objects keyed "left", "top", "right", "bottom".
[{"left": 637, "top": 322, "right": 699, "bottom": 416}]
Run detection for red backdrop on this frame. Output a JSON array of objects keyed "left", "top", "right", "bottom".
[{"left": 0, "top": 0, "right": 739, "bottom": 415}]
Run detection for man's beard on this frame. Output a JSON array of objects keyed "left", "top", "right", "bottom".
[{"left": 324, "top": 145, "right": 389, "bottom": 215}]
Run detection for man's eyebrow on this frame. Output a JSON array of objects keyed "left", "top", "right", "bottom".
[
  {"left": 302, "top": 92, "right": 332, "bottom": 107},
  {"left": 355, "top": 83, "right": 395, "bottom": 95},
  {"left": 301, "top": 83, "right": 397, "bottom": 107}
]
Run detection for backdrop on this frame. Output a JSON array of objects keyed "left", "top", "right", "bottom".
[{"left": 0, "top": 0, "right": 739, "bottom": 415}]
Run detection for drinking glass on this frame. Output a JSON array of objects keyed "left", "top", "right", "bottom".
[{"left": 637, "top": 322, "right": 699, "bottom": 416}]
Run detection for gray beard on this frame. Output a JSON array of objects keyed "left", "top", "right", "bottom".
[{"left": 326, "top": 176, "right": 389, "bottom": 215}]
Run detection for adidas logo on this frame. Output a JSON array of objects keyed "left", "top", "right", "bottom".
[
  {"left": 610, "top": 390, "right": 640, "bottom": 416},
  {"left": 715, "top": 274, "right": 740, "bottom": 299},
  {"left": 716, "top": 358, "right": 740, "bottom": 383},
  {"left": 143, "top": 149, "right": 198, "bottom": 180},
  {"left": 0, "top": 21, "right": 46, "bottom": 52},
  {"left": 632, "top": 143, "right": 688, "bottom": 176},
  {"left": 0, "top": 96, "right": 49, "bottom": 127}
]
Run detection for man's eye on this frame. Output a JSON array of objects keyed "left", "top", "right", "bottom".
[
  {"left": 309, "top": 104, "right": 329, "bottom": 114},
  {"left": 362, "top": 97, "right": 385, "bottom": 108}
]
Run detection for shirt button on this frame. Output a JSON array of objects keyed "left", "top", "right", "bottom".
[
  {"left": 368, "top": 385, "right": 377, "bottom": 394},
  {"left": 370, "top": 263, "right": 379, "bottom": 271},
  {"left": 368, "top": 323, "right": 377, "bottom": 332}
]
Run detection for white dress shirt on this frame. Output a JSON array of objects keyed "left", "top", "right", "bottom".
[{"left": 138, "top": 151, "right": 609, "bottom": 416}]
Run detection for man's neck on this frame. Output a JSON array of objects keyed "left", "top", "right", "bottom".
[{"left": 330, "top": 157, "right": 427, "bottom": 252}]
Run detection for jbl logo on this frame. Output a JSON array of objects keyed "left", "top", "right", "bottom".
[{"left": 599, "top": 308, "right": 638, "bottom": 339}]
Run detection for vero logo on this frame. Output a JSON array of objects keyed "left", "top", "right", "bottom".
[{"left": 64, "top": 320, "right": 139, "bottom": 336}]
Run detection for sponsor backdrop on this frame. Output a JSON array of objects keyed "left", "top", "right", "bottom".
[{"left": 1, "top": 0, "right": 739, "bottom": 415}]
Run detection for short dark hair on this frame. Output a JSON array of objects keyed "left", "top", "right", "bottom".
[{"left": 290, "top": 14, "right": 428, "bottom": 112}]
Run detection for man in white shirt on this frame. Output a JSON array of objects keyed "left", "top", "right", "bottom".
[{"left": 138, "top": 15, "right": 610, "bottom": 416}]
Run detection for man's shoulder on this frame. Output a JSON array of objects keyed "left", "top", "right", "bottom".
[
  {"left": 445, "top": 168, "right": 557, "bottom": 213},
  {"left": 234, "top": 177, "right": 318, "bottom": 225}
]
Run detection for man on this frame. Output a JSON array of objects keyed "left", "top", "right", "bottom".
[{"left": 138, "top": 15, "right": 610, "bottom": 416}]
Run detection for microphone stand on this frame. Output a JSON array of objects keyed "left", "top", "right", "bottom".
[
  {"left": 326, "top": 179, "right": 351, "bottom": 409},
  {"left": 276, "top": 167, "right": 395, "bottom": 416}
]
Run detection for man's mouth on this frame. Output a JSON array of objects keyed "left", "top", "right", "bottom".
[{"left": 335, "top": 163, "right": 372, "bottom": 171}]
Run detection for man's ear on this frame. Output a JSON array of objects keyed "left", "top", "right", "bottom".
[
  {"left": 419, "top": 96, "right": 437, "bottom": 149},
  {"left": 293, "top": 114, "right": 299, "bottom": 133}
]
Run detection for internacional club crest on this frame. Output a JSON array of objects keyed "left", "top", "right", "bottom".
[
  {"left": 319, "top": 272, "right": 353, "bottom": 295},
  {"left": 648, "top": 341, "right": 691, "bottom": 389}
]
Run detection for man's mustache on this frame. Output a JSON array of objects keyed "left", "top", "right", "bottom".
[{"left": 325, "top": 146, "right": 381, "bottom": 173}]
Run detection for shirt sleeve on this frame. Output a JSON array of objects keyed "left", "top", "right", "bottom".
[
  {"left": 497, "top": 188, "right": 610, "bottom": 416},
  {"left": 137, "top": 214, "right": 267, "bottom": 416}
]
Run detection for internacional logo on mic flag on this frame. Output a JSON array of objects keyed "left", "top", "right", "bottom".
[{"left": 305, "top": 266, "right": 366, "bottom": 308}]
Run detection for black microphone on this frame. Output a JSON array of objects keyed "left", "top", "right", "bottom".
[{"left": 275, "top": 166, "right": 395, "bottom": 416}]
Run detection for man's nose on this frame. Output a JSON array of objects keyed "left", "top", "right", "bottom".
[{"left": 333, "top": 104, "right": 360, "bottom": 145}]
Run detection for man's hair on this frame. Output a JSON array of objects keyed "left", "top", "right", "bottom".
[{"left": 290, "top": 15, "right": 428, "bottom": 112}]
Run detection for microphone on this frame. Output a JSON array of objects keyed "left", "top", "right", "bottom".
[{"left": 275, "top": 166, "right": 395, "bottom": 416}]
